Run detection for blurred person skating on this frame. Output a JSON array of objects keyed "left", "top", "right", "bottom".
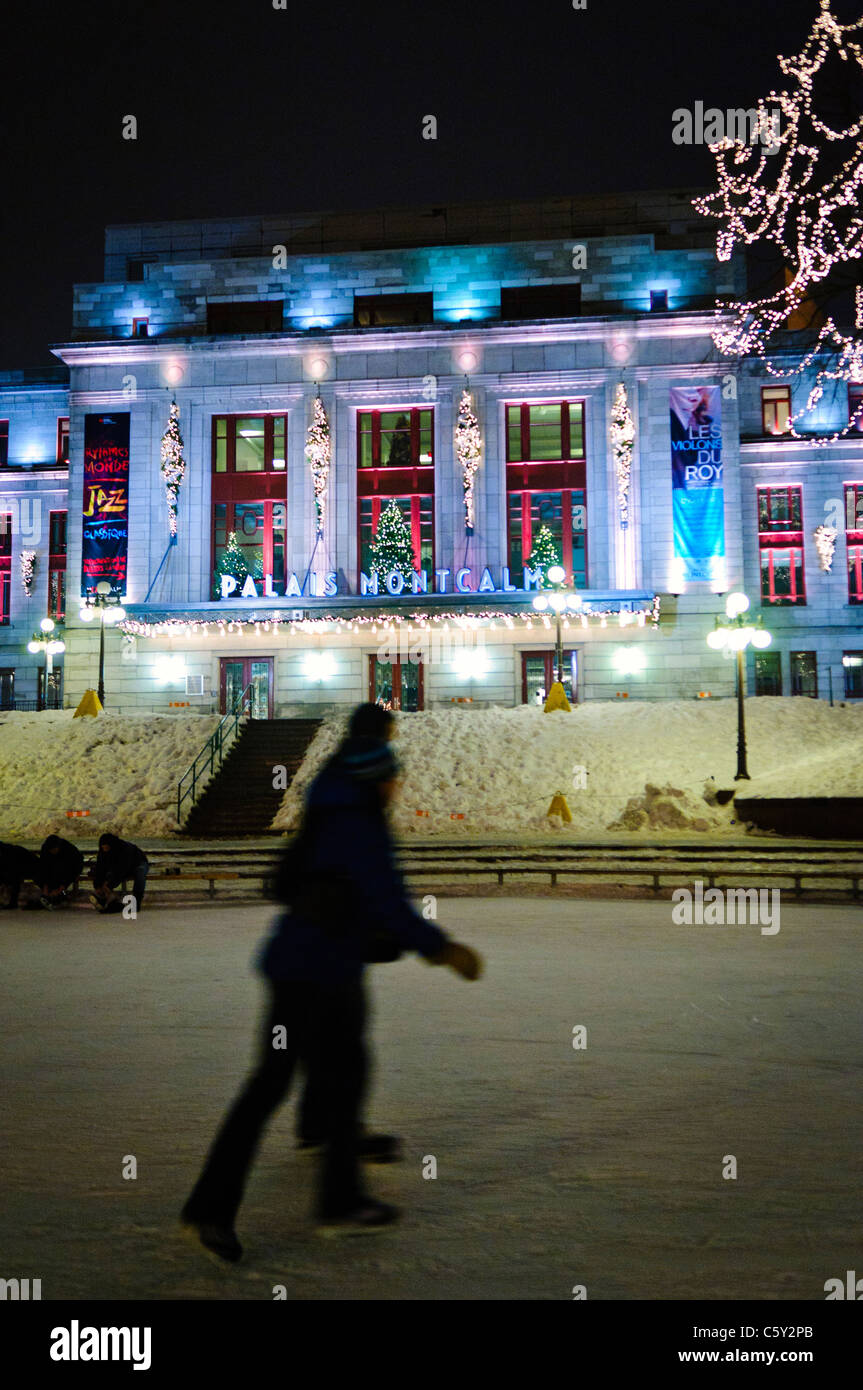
[
  {"left": 38, "top": 834, "right": 85, "bottom": 909},
  {"left": 180, "top": 702, "right": 482, "bottom": 1263},
  {"left": 0, "top": 841, "right": 41, "bottom": 908},
  {"left": 90, "top": 833, "right": 149, "bottom": 915}
]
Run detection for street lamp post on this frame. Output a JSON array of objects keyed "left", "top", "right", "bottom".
[
  {"left": 532, "top": 564, "right": 582, "bottom": 696},
  {"left": 27, "top": 618, "right": 66, "bottom": 711},
  {"left": 79, "top": 581, "right": 126, "bottom": 708},
  {"left": 706, "top": 592, "right": 772, "bottom": 781}
]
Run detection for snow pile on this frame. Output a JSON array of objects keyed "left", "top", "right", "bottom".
[
  {"left": 0, "top": 711, "right": 220, "bottom": 839},
  {"left": 272, "top": 698, "right": 863, "bottom": 838}
]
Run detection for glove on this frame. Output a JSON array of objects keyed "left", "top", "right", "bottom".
[{"left": 427, "top": 941, "right": 483, "bottom": 981}]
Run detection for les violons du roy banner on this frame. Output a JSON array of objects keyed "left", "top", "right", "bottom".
[
  {"left": 81, "top": 413, "right": 130, "bottom": 599},
  {"left": 670, "top": 386, "right": 725, "bottom": 585}
]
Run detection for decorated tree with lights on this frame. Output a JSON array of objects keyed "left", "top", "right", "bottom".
[
  {"left": 528, "top": 524, "right": 562, "bottom": 588},
  {"left": 213, "top": 531, "right": 249, "bottom": 597},
  {"left": 369, "top": 500, "right": 416, "bottom": 584},
  {"left": 694, "top": 1, "right": 863, "bottom": 438},
  {"left": 456, "top": 388, "right": 482, "bottom": 531},
  {"left": 305, "top": 395, "right": 331, "bottom": 535},
  {"left": 159, "top": 400, "right": 187, "bottom": 535},
  {"left": 610, "top": 382, "right": 635, "bottom": 527}
]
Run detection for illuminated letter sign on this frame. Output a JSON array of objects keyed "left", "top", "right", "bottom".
[
  {"left": 81, "top": 412, "right": 131, "bottom": 598},
  {"left": 670, "top": 386, "right": 725, "bottom": 583}
]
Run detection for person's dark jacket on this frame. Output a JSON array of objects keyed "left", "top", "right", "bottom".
[
  {"left": 0, "top": 841, "right": 41, "bottom": 885},
  {"left": 39, "top": 835, "right": 85, "bottom": 891},
  {"left": 92, "top": 834, "right": 149, "bottom": 889},
  {"left": 259, "top": 740, "right": 446, "bottom": 984}
]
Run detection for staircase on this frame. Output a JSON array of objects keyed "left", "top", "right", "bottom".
[{"left": 182, "top": 718, "right": 321, "bottom": 837}]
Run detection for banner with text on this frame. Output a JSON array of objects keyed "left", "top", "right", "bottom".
[
  {"left": 82, "top": 412, "right": 130, "bottom": 598},
  {"left": 670, "top": 386, "right": 724, "bottom": 584}
]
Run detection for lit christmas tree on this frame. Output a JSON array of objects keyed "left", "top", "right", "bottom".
[
  {"left": 213, "top": 531, "right": 248, "bottom": 597},
  {"left": 456, "top": 388, "right": 482, "bottom": 531},
  {"left": 528, "top": 524, "right": 562, "bottom": 588},
  {"left": 369, "top": 500, "right": 416, "bottom": 583},
  {"left": 304, "top": 395, "right": 331, "bottom": 535},
  {"left": 159, "top": 400, "right": 187, "bottom": 535},
  {"left": 694, "top": 2, "right": 863, "bottom": 439}
]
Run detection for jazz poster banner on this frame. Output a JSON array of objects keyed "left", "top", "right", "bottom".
[
  {"left": 670, "top": 386, "right": 725, "bottom": 584},
  {"left": 81, "top": 412, "right": 130, "bottom": 598}
]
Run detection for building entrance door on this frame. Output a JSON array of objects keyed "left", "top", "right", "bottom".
[
  {"left": 219, "top": 657, "right": 273, "bottom": 718},
  {"left": 521, "top": 650, "right": 578, "bottom": 705},
  {"left": 368, "top": 655, "right": 424, "bottom": 711}
]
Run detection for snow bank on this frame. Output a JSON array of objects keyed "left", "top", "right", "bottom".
[
  {"left": 0, "top": 711, "right": 220, "bottom": 839},
  {"left": 272, "top": 699, "right": 863, "bottom": 838}
]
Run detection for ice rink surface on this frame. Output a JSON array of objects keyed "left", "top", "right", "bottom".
[{"left": 2, "top": 898, "right": 861, "bottom": 1301}]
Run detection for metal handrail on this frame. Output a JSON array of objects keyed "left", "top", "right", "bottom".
[{"left": 176, "top": 683, "right": 253, "bottom": 824}]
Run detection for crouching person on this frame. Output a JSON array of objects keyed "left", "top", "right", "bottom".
[
  {"left": 0, "top": 841, "right": 41, "bottom": 908},
  {"left": 91, "top": 833, "right": 149, "bottom": 916},
  {"left": 38, "top": 835, "right": 85, "bottom": 909}
]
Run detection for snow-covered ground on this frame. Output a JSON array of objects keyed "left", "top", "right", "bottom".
[
  {"left": 273, "top": 699, "right": 863, "bottom": 838},
  {"left": 1, "top": 900, "right": 859, "bottom": 1300},
  {"left": 0, "top": 710, "right": 219, "bottom": 839}
]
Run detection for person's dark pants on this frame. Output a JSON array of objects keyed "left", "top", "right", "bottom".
[
  {"left": 184, "top": 979, "right": 368, "bottom": 1226},
  {"left": 104, "top": 865, "right": 149, "bottom": 911},
  {"left": 1, "top": 876, "right": 23, "bottom": 908}
]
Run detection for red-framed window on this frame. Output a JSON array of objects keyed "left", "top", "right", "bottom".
[
  {"left": 0, "top": 512, "right": 11, "bottom": 624},
  {"left": 132, "top": 317, "right": 149, "bottom": 339},
  {"left": 846, "top": 483, "right": 863, "bottom": 603},
  {"left": 213, "top": 414, "right": 287, "bottom": 474},
  {"left": 758, "top": 485, "right": 805, "bottom": 605},
  {"left": 0, "top": 421, "right": 8, "bottom": 468},
  {"left": 212, "top": 415, "right": 288, "bottom": 597},
  {"left": 57, "top": 418, "right": 69, "bottom": 465},
  {"left": 521, "top": 650, "right": 579, "bottom": 705},
  {"left": 48, "top": 510, "right": 67, "bottom": 620},
  {"left": 849, "top": 386, "right": 863, "bottom": 432},
  {"left": 357, "top": 408, "right": 434, "bottom": 583},
  {"left": 506, "top": 401, "right": 585, "bottom": 463},
  {"left": 213, "top": 501, "right": 287, "bottom": 598},
  {"left": 506, "top": 401, "right": 587, "bottom": 583},
  {"left": 507, "top": 490, "right": 587, "bottom": 584},
  {"left": 761, "top": 385, "right": 791, "bottom": 435}
]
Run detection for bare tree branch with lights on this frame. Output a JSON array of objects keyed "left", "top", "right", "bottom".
[{"left": 694, "top": 1, "right": 863, "bottom": 440}]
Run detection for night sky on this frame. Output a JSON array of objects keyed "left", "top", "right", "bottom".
[{"left": 0, "top": 0, "right": 853, "bottom": 368}]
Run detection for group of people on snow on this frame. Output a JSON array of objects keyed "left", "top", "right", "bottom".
[{"left": 0, "top": 833, "right": 149, "bottom": 914}]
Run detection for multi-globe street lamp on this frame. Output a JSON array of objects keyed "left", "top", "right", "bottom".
[
  {"left": 79, "top": 580, "right": 126, "bottom": 707},
  {"left": 27, "top": 617, "right": 65, "bottom": 710},
  {"left": 532, "top": 564, "right": 582, "bottom": 692},
  {"left": 706, "top": 592, "right": 772, "bottom": 781}
]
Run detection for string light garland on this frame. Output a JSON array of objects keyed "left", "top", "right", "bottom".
[
  {"left": 159, "top": 400, "right": 187, "bottom": 536},
  {"left": 20, "top": 549, "right": 36, "bottom": 596},
  {"left": 305, "top": 395, "right": 331, "bottom": 535},
  {"left": 118, "top": 598, "right": 661, "bottom": 641},
  {"left": 694, "top": 1, "right": 863, "bottom": 442},
  {"left": 813, "top": 522, "right": 838, "bottom": 570},
  {"left": 610, "top": 382, "right": 635, "bottom": 527},
  {"left": 456, "top": 388, "right": 482, "bottom": 531}
]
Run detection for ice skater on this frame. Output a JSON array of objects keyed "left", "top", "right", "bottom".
[
  {"left": 180, "top": 702, "right": 482, "bottom": 1262},
  {"left": 90, "top": 833, "right": 150, "bottom": 915},
  {"left": 0, "top": 841, "right": 41, "bottom": 908},
  {"left": 38, "top": 834, "right": 85, "bottom": 909}
]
